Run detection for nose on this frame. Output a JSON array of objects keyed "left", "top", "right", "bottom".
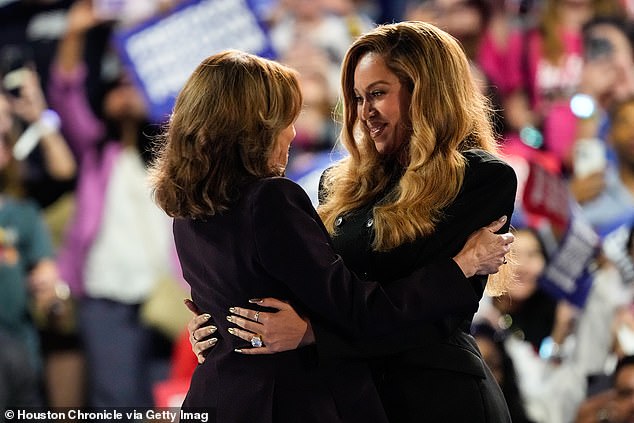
[{"left": 359, "top": 97, "right": 374, "bottom": 121}]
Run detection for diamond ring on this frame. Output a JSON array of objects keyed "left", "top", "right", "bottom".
[
  {"left": 254, "top": 311, "right": 260, "bottom": 323},
  {"left": 251, "top": 334, "right": 263, "bottom": 348}
]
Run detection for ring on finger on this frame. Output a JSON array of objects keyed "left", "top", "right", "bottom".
[
  {"left": 251, "top": 334, "right": 264, "bottom": 348},
  {"left": 254, "top": 311, "right": 260, "bottom": 323}
]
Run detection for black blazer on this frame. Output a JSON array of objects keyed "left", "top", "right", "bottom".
[
  {"left": 175, "top": 175, "right": 485, "bottom": 423},
  {"left": 315, "top": 149, "right": 517, "bottom": 422}
]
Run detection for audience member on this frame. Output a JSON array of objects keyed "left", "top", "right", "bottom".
[
  {"left": 502, "top": 0, "right": 622, "bottom": 171},
  {"left": 49, "top": 0, "right": 179, "bottom": 408}
]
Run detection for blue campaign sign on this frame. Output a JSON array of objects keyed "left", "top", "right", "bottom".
[
  {"left": 538, "top": 206, "right": 600, "bottom": 308},
  {"left": 112, "top": 0, "right": 277, "bottom": 123},
  {"left": 601, "top": 216, "right": 634, "bottom": 284}
]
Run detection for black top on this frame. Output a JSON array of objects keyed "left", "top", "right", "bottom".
[{"left": 315, "top": 149, "right": 518, "bottom": 422}]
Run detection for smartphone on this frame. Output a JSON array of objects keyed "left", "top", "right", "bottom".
[
  {"left": 574, "top": 138, "right": 607, "bottom": 178},
  {"left": 585, "top": 37, "right": 614, "bottom": 62}
]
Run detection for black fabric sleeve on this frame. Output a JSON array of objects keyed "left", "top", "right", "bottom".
[
  {"left": 251, "top": 177, "right": 480, "bottom": 341},
  {"left": 309, "top": 151, "right": 518, "bottom": 359}
]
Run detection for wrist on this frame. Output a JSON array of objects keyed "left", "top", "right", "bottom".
[
  {"left": 453, "top": 254, "right": 475, "bottom": 278},
  {"left": 539, "top": 336, "right": 565, "bottom": 363},
  {"left": 13, "top": 109, "right": 61, "bottom": 160},
  {"left": 299, "top": 318, "right": 315, "bottom": 346}
]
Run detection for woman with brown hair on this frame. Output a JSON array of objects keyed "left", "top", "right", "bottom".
[
  {"left": 150, "top": 47, "right": 513, "bottom": 422},
  {"left": 188, "top": 22, "right": 517, "bottom": 422}
]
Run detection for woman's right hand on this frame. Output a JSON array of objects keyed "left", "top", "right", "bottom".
[
  {"left": 453, "top": 216, "right": 514, "bottom": 277},
  {"left": 185, "top": 299, "right": 217, "bottom": 364}
]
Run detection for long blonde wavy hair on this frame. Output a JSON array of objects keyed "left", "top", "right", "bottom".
[
  {"left": 319, "top": 21, "right": 511, "bottom": 295},
  {"left": 320, "top": 21, "right": 497, "bottom": 249}
]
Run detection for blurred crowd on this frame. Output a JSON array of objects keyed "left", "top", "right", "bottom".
[{"left": 4, "top": 0, "right": 634, "bottom": 422}]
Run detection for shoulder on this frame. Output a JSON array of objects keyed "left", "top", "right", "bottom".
[
  {"left": 461, "top": 149, "right": 518, "bottom": 194},
  {"left": 250, "top": 177, "right": 314, "bottom": 210},
  {"left": 463, "top": 149, "right": 515, "bottom": 175}
]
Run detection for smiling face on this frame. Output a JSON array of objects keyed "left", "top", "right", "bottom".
[{"left": 353, "top": 52, "right": 412, "bottom": 156}]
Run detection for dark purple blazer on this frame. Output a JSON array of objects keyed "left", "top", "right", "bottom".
[{"left": 175, "top": 177, "right": 481, "bottom": 423}]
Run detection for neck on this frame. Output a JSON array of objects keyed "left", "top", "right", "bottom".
[{"left": 120, "top": 121, "right": 139, "bottom": 148}]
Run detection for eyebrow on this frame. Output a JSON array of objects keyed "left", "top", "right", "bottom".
[{"left": 354, "top": 80, "right": 392, "bottom": 93}]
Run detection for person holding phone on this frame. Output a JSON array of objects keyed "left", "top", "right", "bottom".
[{"left": 569, "top": 16, "right": 634, "bottom": 233}]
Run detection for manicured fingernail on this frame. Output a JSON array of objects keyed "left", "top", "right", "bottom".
[
  {"left": 228, "top": 328, "right": 236, "bottom": 335},
  {"left": 234, "top": 348, "right": 243, "bottom": 353},
  {"left": 499, "top": 216, "right": 507, "bottom": 223},
  {"left": 249, "top": 298, "right": 263, "bottom": 304},
  {"left": 209, "top": 338, "right": 217, "bottom": 346},
  {"left": 209, "top": 326, "right": 217, "bottom": 333},
  {"left": 226, "top": 315, "right": 232, "bottom": 322},
  {"left": 202, "top": 314, "right": 211, "bottom": 320},
  {"left": 229, "top": 307, "right": 236, "bottom": 313}
]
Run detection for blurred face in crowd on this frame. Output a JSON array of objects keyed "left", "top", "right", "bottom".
[
  {"left": 354, "top": 52, "right": 411, "bottom": 156},
  {"left": 613, "top": 364, "right": 634, "bottom": 423},
  {"left": 103, "top": 73, "right": 148, "bottom": 123},
  {"left": 609, "top": 100, "right": 634, "bottom": 168},
  {"left": 589, "top": 24, "right": 634, "bottom": 102},
  {"left": 293, "top": 71, "right": 332, "bottom": 149},
  {"left": 407, "top": 0, "right": 485, "bottom": 40},
  {"left": 432, "top": 0, "right": 484, "bottom": 39},
  {"left": 508, "top": 229, "right": 546, "bottom": 302}
]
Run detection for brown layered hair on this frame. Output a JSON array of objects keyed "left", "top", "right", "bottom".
[{"left": 149, "top": 50, "right": 302, "bottom": 218}]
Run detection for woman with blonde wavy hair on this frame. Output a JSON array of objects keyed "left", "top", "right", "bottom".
[{"left": 185, "top": 22, "right": 517, "bottom": 422}]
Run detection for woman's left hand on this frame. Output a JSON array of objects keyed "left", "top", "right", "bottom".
[{"left": 227, "top": 298, "right": 314, "bottom": 355}]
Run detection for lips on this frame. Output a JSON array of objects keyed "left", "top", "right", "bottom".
[{"left": 367, "top": 122, "right": 387, "bottom": 138}]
